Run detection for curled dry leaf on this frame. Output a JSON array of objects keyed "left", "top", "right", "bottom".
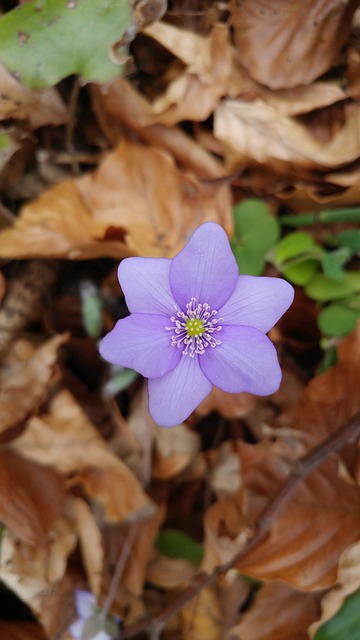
[
  {"left": 226, "top": 580, "right": 322, "bottom": 640},
  {"left": 214, "top": 99, "right": 360, "bottom": 172},
  {"left": 142, "top": 23, "right": 232, "bottom": 126},
  {"left": 180, "top": 586, "right": 222, "bottom": 640},
  {"left": 0, "top": 622, "right": 47, "bottom": 640},
  {"left": 146, "top": 555, "right": 196, "bottom": 590},
  {"left": 0, "top": 450, "right": 66, "bottom": 545},
  {"left": 0, "top": 334, "right": 67, "bottom": 434},
  {"left": 11, "top": 389, "right": 152, "bottom": 523},
  {"left": 0, "top": 63, "right": 67, "bottom": 127},
  {"left": 203, "top": 442, "right": 360, "bottom": 590},
  {"left": 230, "top": 0, "right": 358, "bottom": 89},
  {"left": 73, "top": 498, "right": 103, "bottom": 599},
  {"left": 0, "top": 138, "right": 232, "bottom": 260},
  {"left": 196, "top": 387, "right": 256, "bottom": 419},
  {"left": 152, "top": 422, "right": 201, "bottom": 480}
]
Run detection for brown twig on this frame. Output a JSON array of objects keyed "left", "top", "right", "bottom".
[{"left": 119, "top": 409, "right": 360, "bottom": 639}]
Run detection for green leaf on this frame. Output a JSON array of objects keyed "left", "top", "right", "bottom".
[
  {"left": 273, "top": 231, "right": 317, "bottom": 264},
  {"left": 337, "top": 229, "right": 360, "bottom": 255},
  {"left": 305, "top": 272, "right": 360, "bottom": 302},
  {"left": 80, "top": 281, "right": 103, "bottom": 338},
  {"left": 282, "top": 258, "right": 318, "bottom": 286},
  {"left": 317, "top": 303, "right": 358, "bottom": 337},
  {"left": 321, "top": 250, "right": 348, "bottom": 282},
  {"left": 102, "top": 365, "right": 138, "bottom": 398},
  {"left": 0, "top": 132, "right": 17, "bottom": 171},
  {"left": 313, "top": 589, "right": 360, "bottom": 640},
  {"left": 231, "top": 199, "right": 279, "bottom": 275},
  {"left": 0, "top": 0, "right": 132, "bottom": 88},
  {"left": 155, "top": 529, "right": 204, "bottom": 567}
]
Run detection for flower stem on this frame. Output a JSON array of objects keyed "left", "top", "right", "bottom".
[
  {"left": 280, "top": 208, "right": 360, "bottom": 227},
  {"left": 102, "top": 523, "right": 138, "bottom": 617}
]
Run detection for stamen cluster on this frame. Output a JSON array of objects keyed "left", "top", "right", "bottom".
[{"left": 166, "top": 297, "right": 222, "bottom": 357}]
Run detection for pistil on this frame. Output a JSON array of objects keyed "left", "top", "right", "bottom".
[{"left": 166, "top": 297, "right": 222, "bottom": 357}]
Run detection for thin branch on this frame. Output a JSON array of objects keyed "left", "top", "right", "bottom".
[{"left": 119, "top": 410, "right": 360, "bottom": 639}]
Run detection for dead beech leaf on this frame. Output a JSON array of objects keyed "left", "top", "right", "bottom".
[
  {"left": 309, "top": 540, "right": 360, "bottom": 637},
  {"left": 74, "top": 498, "right": 103, "bottom": 598},
  {"left": 230, "top": 0, "right": 358, "bottom": 89},
  {"left": 0, "top": 138, "right": 232, "bottom": 260},
  {"left": 0, "top": 450, "right": 66, "bottom": 544},
  {"left": 11, "top": 389, "right": 152, "bottom": 523},
  {"left": 146, "top": 555, "right": 196, "bottom": 590},
  {"left": 153, "top": 422, "right": 201, "bottom": 480},
  {"left": 226, "top": 581, "right": 322, "bottom": 640},
  {"left": 196, "top": 387, "right": 255, "bottom": 419},
  {"left": 203, "top": 442, "right": 360, "bottom": 590},
  {"left": 181, "top": 586, "right": 222, "bottom": 640},
  {"left": 0, "top": 334, "right": 66, "bottom": 434},
  {"left": 0, "top": 64, "right": 67, "bottom": 127},
  {"left": 294, "top": 322, "right": 360, "bottom": 448},
  {"left": 0, "top": 502, "right": 78, "bottom": 617},
  {"left": 142, "top": 23, "right": 232, "bottom": 125},
  {"left": 214, "top": 99, "right": 360, "bottom": 172},
  {"left": 0, "top": 622, "right": 47, "bottom": 640}
]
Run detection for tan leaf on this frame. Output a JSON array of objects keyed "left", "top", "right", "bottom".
[
  {"left": 226, "top": 581, "right": 322, "bottom": 640},
  {"left": 180, "top": 586, "right": 222, "bottom": 640},
  {"left": 0, "top": 334, "right": 67, "bottom": 434},
  {"left": 0, "top": 450, "right": 66, "bottom": 544},
  {"left": 230, "top": 0, "right": 358, "bottom": 89},
  {"left": 0, "top": 64, "right": 67, "bottom": 127},
  {"left": 203, "top": 442, "right": 360, "bottom": 590},
  {"left": 74, "top": 498, "right": 103, "bottom": 598},
  {"left": 153, "top": 422, "right": 201, "bottom": 480},
  {"left": 146, "top": 555, "right": 196, "bottom": 589},
  {"left": 11, "top": 389, "right": 152, "bottom": 523},
  {"left": 143, "top": 23, "right": 232, "bottom": 125},
  {"left": 196, "top": 388, "right": 255, "bottom": 419},
  {"left": 0, "top": 138, "right": 232, "bottom": 260},
  {"left": 214, "top": 99, "right": 360, "bottom": 172}
]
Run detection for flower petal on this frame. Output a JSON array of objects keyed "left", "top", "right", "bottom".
[
  {"left": 170, "top": 223, "right": 238, "bottom": 310},
  {"left": 118, "top": 257, "right": 176, "bottom": 316},
  {"left": 148, "top": 355, "right": 212, "bottom": 427},
  {"left": 219, "top": 276, "right": 294, "bottom": 333},
  {"left": 75, "top": 590, "right": 96, "bottom": 618},
  {"left": 200, "top": 325, "right": 281, "bottom": 395},
  {"left": 99, "top": 314, "right": 181, "bottom": 378}
]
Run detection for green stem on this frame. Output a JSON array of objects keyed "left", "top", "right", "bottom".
[{"left": 280, "top": 208, "right": 360, "bottom": 227}]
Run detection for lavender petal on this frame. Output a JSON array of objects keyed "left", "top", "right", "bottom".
[{"left": 118, "top": 257, "right": 176, "bottom": 316}]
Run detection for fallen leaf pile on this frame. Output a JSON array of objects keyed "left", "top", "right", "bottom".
[{"left": 0, "top": 1, "right": 359, "bottom": 639}]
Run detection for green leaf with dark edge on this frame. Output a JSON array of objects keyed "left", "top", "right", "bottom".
[
  {"left": 273, "top": 231, "right": 317, "bottom": 264},
  {"left": 317, "top": 303, "right": 358, "bottom": 337},
  {"left": 0, "top": 0, "right": 132, "bottom": 88},
  {"left": 305, "top": 272, "right": 360, "bottom": 302},
  {"left": 282, "top": 258, "right": 318, "bottom": 286},
  {"left": 313, "top": 589, "right": 360, "bottom": 640},
  {"left": 231, "top": 199, "right": 279, "bottom": 275},
  {"left": 156, "top": 530, "right": 204, "bottom": 567},
  {"left": 337, "top": 229, "right": 360, "bottom": 255}
]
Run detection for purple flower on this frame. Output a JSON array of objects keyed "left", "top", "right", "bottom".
[
  {"left": 69, "top": 590, "right": 118, "bottom": 640},
  {"left": 100, "top": 223, "right": 294, "bottom": 427}
]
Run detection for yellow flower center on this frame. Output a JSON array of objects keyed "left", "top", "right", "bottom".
[{"left": 186, "top": 317, "right": 205, "bottom": 337}]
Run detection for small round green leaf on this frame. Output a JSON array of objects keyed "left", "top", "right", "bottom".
[
  {"left": 282, "top": 258, "right": 318, "bottom": 286},
  {"left": 156, "top": 529, "right": 204, "bottom": 567},
  {"left": 273, "top": 231, "right": 316, "bottom": 264},
  {"left": 305, "top": 272, "right": 360, "bottom": 301},
  {"left": 337, "top": 229, "right": 360, "bottom": 255},
  {"left": 231, "top": 199, "right": 279, "bottom": 275},
  {"left": 317, "top": 303, "right": 358, "bottom": 337}
]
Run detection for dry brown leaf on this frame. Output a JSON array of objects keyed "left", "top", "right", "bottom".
[
  {"left": 142, "top": 23, "right": 232, "bottom": 125},
  {"left": 0, "top": 334, "right": 66, "bottom": 434},
  {"left": 0, "top": 450, "right": 66, "bottom": 544},
  {"left": 309, "top": 540, "right": 360, "bottom": 637},
  {"left": 146, "top": 555, "right": 196, "bottom": 589},
  {"left": 196, "top": 387, "right": 256, "bottom": 419},
  {"left": 214, "top": 99, "right": 360, "bottom": 172},
  {"left": 153, "top": 422, "right": 201, "bottom": 480},
  {"left": 230, "top": 0, "right": 358, "bottom": 89},
  {"left": 11, "top": 389, "right": 152, "bottom": 523},
  {"left": 0, "top": 138, "right": 232, "bottom": 260},
  {"left": 0, "top": 64, "right": 67, "bottom": 127},
  {"left": 0, "top": 622, "right": 47, "bottom": 640},
  {"left": 0, "top": 501, "right": 78, "bottom": 617},
  {"left": 180, "top": 586, "right": 222, "bottom": 640},
  {"left": 226, "top": 581, "right": 322, "bottom": 640},
  {"left": 74, "top": 498, "right": 103, "bottom": 598},
  {"left": 203, "top": 442, "right": 360, "bottom": 590}
]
